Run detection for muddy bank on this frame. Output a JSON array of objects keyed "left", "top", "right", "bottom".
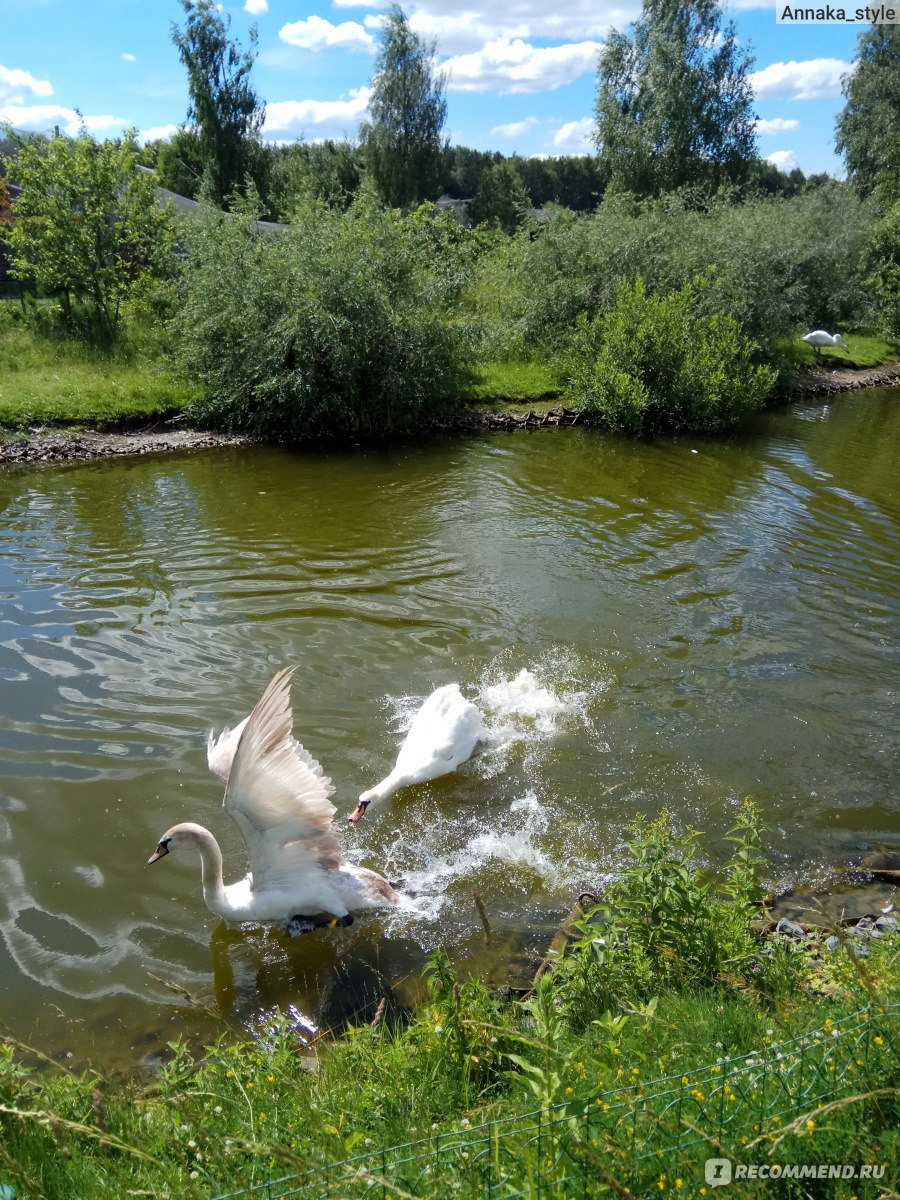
[
  {"left": 2, "top": 360, "right": 898, "bottom": 464},
  {"left": 774, "top": 358, "right": 900, "bottom": 400},
  {"left": 0, "top": 426, "right": 249, "bottom": 465}
]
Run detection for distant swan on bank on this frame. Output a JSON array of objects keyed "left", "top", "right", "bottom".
[
  {"left": 801, "top": 329, "right": 849, "bottom": 354},
  {"left": 348, "top": 683, "right": 486, "bottom": 825},
  {"left": 148, "top": 670, "right": 404, "bottom": 931}
]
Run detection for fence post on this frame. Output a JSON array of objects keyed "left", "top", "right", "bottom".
[{"left": 540, "top": 1104, "right": 547, "bottom": 1200}]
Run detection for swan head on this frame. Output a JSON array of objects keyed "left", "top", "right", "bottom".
[
  {"left": 147, "top": 822, "right": 209, "bottom": 864},
  {"left": 347, "top": 799, "right": 370, "bottom": 827}
]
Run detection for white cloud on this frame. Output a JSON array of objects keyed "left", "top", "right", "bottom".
[
  {"left": 490, "top": 116, "right": 538, "bottom": 138},
  {"left": 0, "top": 64, "right": 53, "bottom": 104},
  {"left": 552, "top": 117, "right": 594, "bottom": 151},
  {"left": 245, "top": 0, "right": 268, "bottom": 12},
  {"left": 279, "top": 16, "right": 374, "bottom": 52},
  {"left": 262, "top": 87, "right": 373, "bottom": 139},
  {"left": 755, "top": 117, "right": 800, "bottom": 136},
  {"left": 141, "top": 123, "right": 180, "bottom": 143},
  {"left": 444, "top": 38, "right": 603, "bottom": 94},
  {"left": 767, "top": 150, "right": 799, "bottom": 171},
  {"left": 121, "top": 53, "right": 136, "bottom": 63},
  {"left": 352, "top": 2, "right": 637, "bottom": 54},
  {"left": 751, "top": 58, "right": 850, "bottom": 101},
  {"left": 0, "top": 104, "right": 128, "bottom": 136}
]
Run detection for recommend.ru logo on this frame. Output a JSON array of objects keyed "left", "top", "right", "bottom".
[{"left": 705, "top": 1159, "right": 733, "bottom": 1187}]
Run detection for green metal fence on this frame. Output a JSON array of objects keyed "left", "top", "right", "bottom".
[{"left": 213, "top": 1003, "right": 898, "bottom": 1199}]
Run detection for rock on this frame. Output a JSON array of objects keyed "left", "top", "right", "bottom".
[{"left": 775, "top": 917, "right": 808, "bottom": 939}]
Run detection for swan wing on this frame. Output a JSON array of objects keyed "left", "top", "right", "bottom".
[
  {"left": 223, "top": 669, "right": 341, "bottom": 888},
  {"left": 207, "top": 716, "right": 249, "bottom": 783}
]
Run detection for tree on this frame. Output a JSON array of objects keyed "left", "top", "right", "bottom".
[
  {"left": 865, "top": 202, "right": 900, "bottom": 338},
  {"left": 439, "top": 145, "right": 501, "bottom": 199},
  {"left": 360, "top": 5, "right": 448, "bottom": 209},
  {"left": 3, "top": 130, "right": 175, "bottom": 341},
  {"left": 471, "top": 161, "right": 531, "bottom": 233},
  {"left": 836, "top": 24, "right": 900, "bottom": 207},
  {"left": 594, "top": 0, "right": 757, "bottom": 197},
  {"left": 147, "top": 127, "right": 206, "bottom": 200},
  {"left": 171, "top": 0, "right": 264, "bottom": 208},
  {"left": 267, "top": 140, "right": 364, "bottom": 218}
]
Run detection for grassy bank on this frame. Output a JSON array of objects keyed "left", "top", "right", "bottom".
[
  {"left": 0, "top": 316, "right": 193, "bottom": 430},
  {"left": 1, "top": 808, "right": 897, "bottom": 1199},
  {"left": 784, "top": 332, "right": 899, "bottom": 372}
]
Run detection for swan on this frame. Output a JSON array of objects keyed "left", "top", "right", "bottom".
[
  {"left": 148, "top": 669, "right": 404, "bottom": 931},
  {"left": 348, "top": 683, "right": 485, "bottom": 825},
  {"left": 802, "top": 330, "right": 849, "bottom": 355}
]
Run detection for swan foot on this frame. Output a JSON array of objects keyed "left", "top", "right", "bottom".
[{"left": 285, "top": 912, "right": 355, "bottom": 937}]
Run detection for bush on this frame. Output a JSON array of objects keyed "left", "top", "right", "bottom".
[
  {"left": 477, "top": 185, "right": 876, "bottom": 362},
  {"left": 553, "top": 801, "right": 785, "bottom": 1029},
  {"left": 172, "top": 193, "right": 475, "bottom": 439},
  {"left": 562, "top": 275, "right": 777, "bottom": 434},
  {"left": 865, "top": 201, "right": 900, "bottom": 339}
]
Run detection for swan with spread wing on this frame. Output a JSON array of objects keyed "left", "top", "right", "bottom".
[{"left": 148, "top": 669, "right": 402, "bottom": 930}]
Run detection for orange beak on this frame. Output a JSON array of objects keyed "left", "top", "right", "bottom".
[
  {"left": 347, "top": 801, "right": 369, "bottom": 827},
  {"left": 147, "top": 844, "right": 169, "bottom": 865}
]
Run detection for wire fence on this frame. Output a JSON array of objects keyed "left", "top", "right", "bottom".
[{"left": 213, "top": 1003, "right": 898, "bottom": 1199}]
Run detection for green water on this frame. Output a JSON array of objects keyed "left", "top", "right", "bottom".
[{"left": 0, "top": 390, "right": 897, "bottom": 1066}]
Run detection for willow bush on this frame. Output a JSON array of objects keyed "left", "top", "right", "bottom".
[
  {"left": 478, "top": 184, "right": 876, "bottom": 362},
  {"left": 563, "top": 275, "right": 777, "bottom": 434},
  {"left": 171, "top": 194, "right": 475, "bottom": 438}
]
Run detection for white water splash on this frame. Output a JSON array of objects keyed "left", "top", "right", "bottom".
[{"left": 358, "top": 651, "right": 614, "bottom": 939}]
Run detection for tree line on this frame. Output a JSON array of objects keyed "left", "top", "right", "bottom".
[{"left": 137, "top": 0, "right": 829, "bottom": 226}]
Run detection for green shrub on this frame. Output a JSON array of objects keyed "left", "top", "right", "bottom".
[
  {"left": 478, "top": 185, "right": 876, "bottom": 362},
  {"left": 562, "top": 275, "right": 776, "bottom": 434},
  {"left": 172, "top": 194, "right": 475, "bottom": 438},
  {"left": 865, "top": 200, "right": 900, "bottom": 339},
  {"left": 552, "top": 801, "right": 787, "bottom": 1028}
]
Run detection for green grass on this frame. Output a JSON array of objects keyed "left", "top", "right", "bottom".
[
  {"left": 462, "top": 358, "right": 562, "bottom": 406},
  {"left": 786, "top": 331, "right": 899, "bottom": 371},
  {"left": 0, "top": 314, "right": 194, "bottom": 430}
]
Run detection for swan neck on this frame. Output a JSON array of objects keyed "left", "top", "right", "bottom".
[
  {"left": 360, "top": 773, "right": 401, "bottom": 806},
  {"left": 191, "top": 827, "right": 228, "bottom": 913}
]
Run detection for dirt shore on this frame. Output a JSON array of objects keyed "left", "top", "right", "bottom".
[
  {"left": 0, "top": 426, "right": 249, "bottom": 465},
  {"left": 2, "top": 360, "right": 898, "bottom": 465}
]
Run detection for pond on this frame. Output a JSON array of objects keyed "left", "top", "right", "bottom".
[{"left": 0, "top": 389, "right": 897, "bottom": 1068}]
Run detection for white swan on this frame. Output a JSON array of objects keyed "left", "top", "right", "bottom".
[
  {"left": 348, "top": 683, "right": 485, "bottom": 825},
  {"left": 802, "top": 330, "right": 849, "bottom": 354},
  {"left": 149, "top": 669, "right": 403, "bottom": 931}
]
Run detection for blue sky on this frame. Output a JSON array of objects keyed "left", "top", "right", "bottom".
[{"left": 0, "top": 0, "right": 865, "bottom": 177}]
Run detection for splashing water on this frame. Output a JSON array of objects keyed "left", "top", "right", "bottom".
[{"left": 358, "top": 651, "right": 615, "bottom": 943}]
